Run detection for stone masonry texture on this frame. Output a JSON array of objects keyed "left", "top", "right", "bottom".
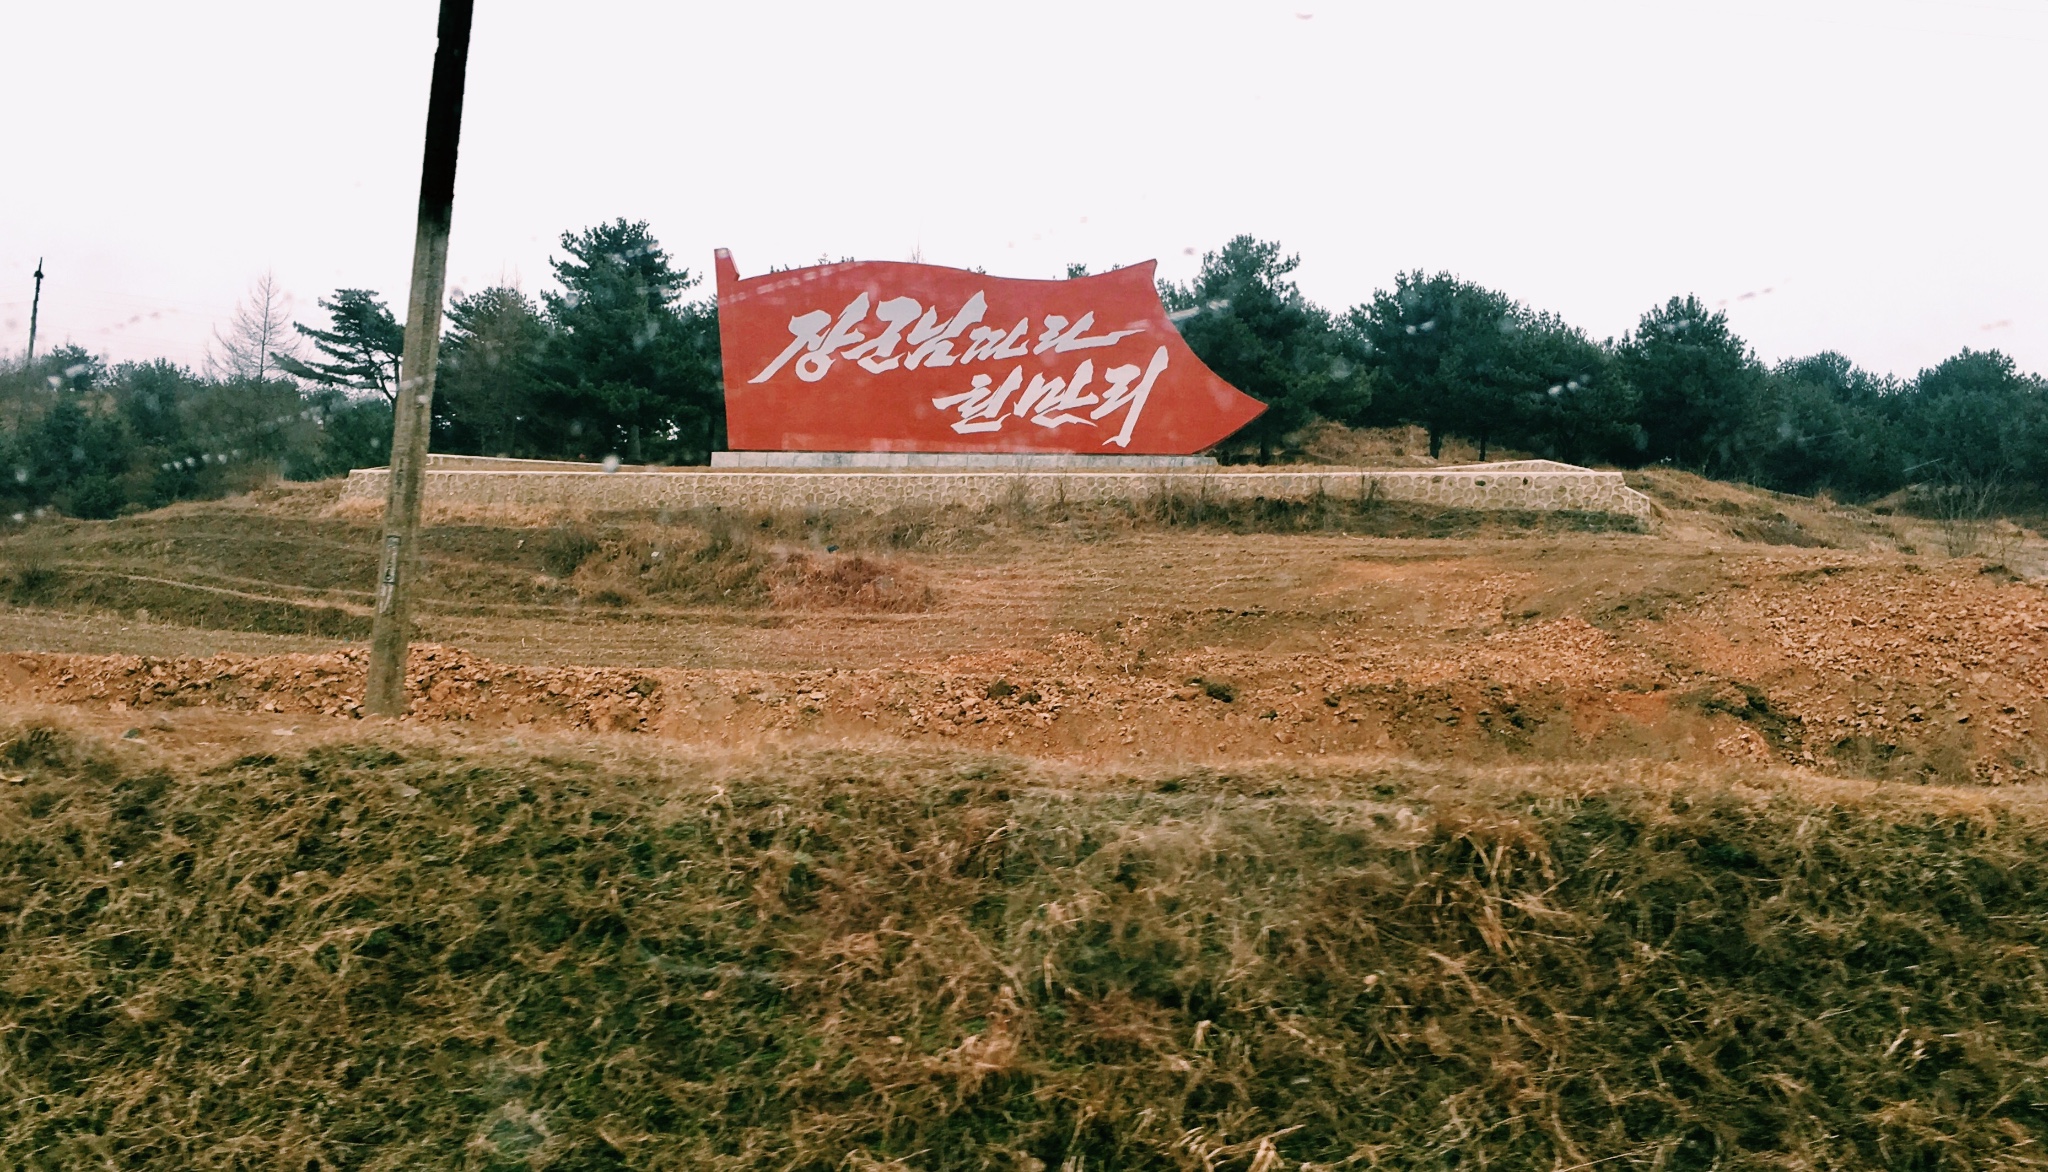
[{"left": 340, "top": 459, "right": 1655, "bottom": 521}]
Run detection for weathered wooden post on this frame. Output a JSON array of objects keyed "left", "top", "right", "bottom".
[{"left": 366, "top": 0, "right": 473, "bottom": 716}]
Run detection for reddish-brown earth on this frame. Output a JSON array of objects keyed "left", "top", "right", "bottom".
[{"left": 3, "top": 472, "right": 2044, "bottom": 785}]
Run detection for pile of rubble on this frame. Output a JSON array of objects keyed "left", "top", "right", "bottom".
[{"left": 4, "top": 645, "right": 665, "bottom": 733}]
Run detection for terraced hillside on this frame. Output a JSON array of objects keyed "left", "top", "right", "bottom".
[
  {"left": 0, "top": 471, "right": 2042, "bottom": 783},
  {"left": 5, "top": 470, "right": 2048, "bottom": 1169}
]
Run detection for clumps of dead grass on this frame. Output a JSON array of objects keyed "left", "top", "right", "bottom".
[
  {"left": 676, "top": 490, "right": 1643, "bottom": 552},
  {"left": 1119, "top": 484, "right": 1644, "bottom": 537},
  {"left": 558, "top": 517, "right": 934, "bottom": 612},
  {"left": 0, "top": 536, "right": 60, "bottom": 603},
  {"left": 5, "top": 731, "right": 2048, "bottom": 1169},
  {"left": 238, "top": 478, "right": 350, "bottom": 517},
  {"left": 0, "top": 517, "right": 370, "bottom": 636},
  {"left": 1284, "top": 421, "right": 1519, "bottom": 468},
  {"left": 322, "top": 493, "right": 386, "bottom": 522},
  {"left": 1623, "top": 467, "right": 1952, "bottom": 552},
  {"left": 768, "top": 551, "right": 934, "bottom": 612},
  {"left": 351, "top": 482, "right": 1649, "bottom": 577}
]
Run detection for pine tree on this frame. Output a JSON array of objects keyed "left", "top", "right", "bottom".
[
  {"left": 1615, "top": 295, "right": 1762, "bottom": 473},
  {"left": 276, "top": 289, "right": 405, "bottom": 403},
  {"left": 536, "top": 219, "right": 721, "bottom": 463},
  {"left": 436, "top": 286, "right": 547, "bottom": 456},
  {"left": 1351, "top": 272, "right": 1519, "bottom": 460},
  {"left": 1161, "top": 237, "right": 1368, "bottom": 463}
]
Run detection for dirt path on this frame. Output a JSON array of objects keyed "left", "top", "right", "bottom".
[
  {"left": 5, "top": 541, "right": 2042, "bottom": 783},
  {"left": 6, "top": 479, "right": 2047, "bottom": 782}
]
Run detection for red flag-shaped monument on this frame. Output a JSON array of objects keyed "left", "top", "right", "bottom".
[{"left": 715, "top": 251, "right": 1266, "bottom": 455}]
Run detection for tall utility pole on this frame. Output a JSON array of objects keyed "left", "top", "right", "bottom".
[
  {"left": 365, "top": 0, "right": 474, "bottom": 717},
  {"left": 26, "top": 259, "right": 43, "bottom": 365}
]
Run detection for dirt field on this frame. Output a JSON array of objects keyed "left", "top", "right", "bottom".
[
  {"left": 1, "top": 468, "right": 2044, "bottom": 786},
  {"left": 9, "top": 467, "right": 2048, "bottom": 1169}
]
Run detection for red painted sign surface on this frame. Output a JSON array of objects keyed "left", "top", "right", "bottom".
[{"left": 715, "top": 251, "right": 1265, "bottom": 454}]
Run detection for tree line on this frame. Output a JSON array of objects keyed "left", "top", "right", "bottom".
[
  {"left": 0, "top": 346, "right": 390, "bottom": 520},
  {"left": 1168, "top": 236, "right": 2045, "bottom": 502},
  {"left": 0, "top": 219, "right": 719, "bottom": 519},
  {"left": 280, "top": 219, "right": 722, "bottom": 466},
  {"left": 4, "top": 223, "right": 2041, "bottom": 520}
]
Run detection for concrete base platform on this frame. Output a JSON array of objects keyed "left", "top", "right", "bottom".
[{"left": 710, "top": 451, "right": 1218, "bottom": 470}]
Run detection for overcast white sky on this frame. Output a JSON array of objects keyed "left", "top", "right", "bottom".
[{"left": 4, "top": 0, "right": 2043, "bottom": 381}]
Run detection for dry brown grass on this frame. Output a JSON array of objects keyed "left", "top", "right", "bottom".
[
  {"left": 767, "top": 552, "right": 935, "bottom": 613},
  {"left": 4, "top": 715, "right": 2046, "bottom": 1169},
  {"left": 554, "top": 518, "right": 936, "bottom": 613},
  {"left": 1288, "top": 422, "right": 1526, "bottom": 468}
]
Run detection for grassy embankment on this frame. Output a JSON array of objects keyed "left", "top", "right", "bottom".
[
  {"left": 0, "top": 475, "right": 1645, "bottom": 640},
  {"left": 3, "top": 720, "right": 2045, "bottom": 1169}
]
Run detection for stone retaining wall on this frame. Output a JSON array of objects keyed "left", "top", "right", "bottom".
[
  {"left": 341, "top": 460, "right": 1654, "bottom": 521},
  {"left": 709, "top": 450, "right": 1219, "bottom": 469}
]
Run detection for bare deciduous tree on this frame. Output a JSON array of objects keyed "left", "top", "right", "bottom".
[
  {"left": 206, "top": 272, "right": 303, "bottom": 383},
  {"left": 1931, "top": 468, "right": 2010, "bottom": 559}
]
